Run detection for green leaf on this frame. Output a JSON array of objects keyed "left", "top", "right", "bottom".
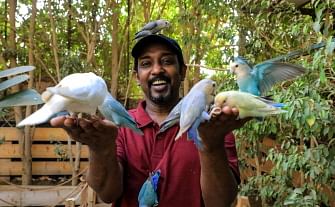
[
  {"left": 0, "top": 66, "right": 35, "bottom": 78},
  {"left": 325, "top": 37, "right": 335, "bottom": 56},
  {"left": 0, "top": 74, "right": 29, "bottom": 91},
  {"left": 312, "top": 22, "right": 321, "bottom": 33},
  {"left": 0, "top": 89, "right": 43, "bottom": 107},
  {"left": 319, "top": 67, "right": 326, "bottom": 83},
  {"left": 306, "top": 115, "right": 316, "bottom": 127}
]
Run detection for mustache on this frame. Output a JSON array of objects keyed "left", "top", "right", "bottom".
[{"left": 148, "top": 75, "right": 171, "bottom": 86}]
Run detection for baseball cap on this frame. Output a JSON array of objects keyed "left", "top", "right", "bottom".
[{"left": 131, "top": 34, "right": 186, "bottom": 70}]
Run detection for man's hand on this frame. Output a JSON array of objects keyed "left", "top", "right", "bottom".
[
  {"left": 50, "top": 116, "right": 118, "bottom": 152},
  {"left": 198, "top": 106, "right": 250, "bottom": 152}
]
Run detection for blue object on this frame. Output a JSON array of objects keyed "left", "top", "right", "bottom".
[
  {"left": 230, "top": 56, "right": 306, "bottom": 96},
  {"left": 138, "top": 170, "right": 161, "bottom": 207}
]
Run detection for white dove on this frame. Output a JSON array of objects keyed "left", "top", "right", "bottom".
[
  {"left": 17, "top": 72, "right": 143, "bottom": 135},
  {"left": 134, "top": 19, "right": 170, "bottom": 41}
]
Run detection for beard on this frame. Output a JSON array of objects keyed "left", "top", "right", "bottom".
[
  {"left": 148, "top": 75, "right": 177, "bottom": 104},
  {"left": 149, "top": 89, "right": 174, "bottom": 104}
]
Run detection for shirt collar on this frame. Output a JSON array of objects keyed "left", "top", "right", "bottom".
[{"left": 133, "top": 100, "right": 154, "bottom": 128}]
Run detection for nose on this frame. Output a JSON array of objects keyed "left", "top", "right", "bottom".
[{"left": 151, "top": 62, "right": 165, "bottom": 75}]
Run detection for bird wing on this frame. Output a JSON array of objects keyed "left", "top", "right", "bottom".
[
  {"left": 175, "top": 93, "right": 206, "bottom": 139},
  {"left": 99, "top": 95, "right": 135, "bottom": 124},
  {"left": 98, "top": 94, "right": 142, "bottom": 135},
  {"left": 47, "top": 85, "right": 93, "bottom": 101},
  {"left": 135, "top": 21, "right": 158, "bottom": 35},
  {"left": 252, "top": 62, "right": 306, "bottom": 95},
  {"left": 159, "top": 99, "right": 182, "bottom": 133},
  {"left": 229, "top": 92, "right": 267, "bottom": 110},
  {"left": 133, "top": 30, "right": 153, "bottom": 40},
  {"left": 47, "top": 73, "right": 107, "bottom": 102}
]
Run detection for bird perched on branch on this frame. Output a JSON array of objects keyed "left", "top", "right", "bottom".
[
  {"left": 230, "top": 56, "right": 306, "bottom": 96},
  {"left": 17, "top": 72, "right": 143, "bottom": 135},
  {"left": 213, "top": 91, "right": 286, "bottom": 119},
  {"left": 134, "top": 19, "right": 170, "bottom": 41}
]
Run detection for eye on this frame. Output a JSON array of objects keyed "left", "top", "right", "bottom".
[
  {"left": 139, "top": 60, "right": 151, "bottom": 68},
  {"left": 161, "top": 57, "right": 175, "bottom": 65},
  {"left": 212, "top": 82, "right": 216, "bottom": 87},
  {"left": 235, "top": 64, "right": 239, "bottom": 68}
]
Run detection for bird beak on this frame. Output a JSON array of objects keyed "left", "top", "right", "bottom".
[{"left": 228, "top": 63, "right": 235, "bottom": 74}]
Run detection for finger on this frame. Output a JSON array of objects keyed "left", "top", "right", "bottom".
[
  {"left": 92, "top": 118, "right": 117, "bottom": 131},
  {"left": 64, "top": 117, "right": 77, "bottom": 127},
  {"left": 231, "top": 107, "right": 239, "bottom": 116},
  {"left": 221, "top": 106, "right": 233, "bottom": 115},
  {"left": 78, "top": 118, "right": 97, "bottom": 134},
  {"left": 218, "top": 107, "right": 239, "bottom": 122},
  {"left": 50, "top": 116, "right": 66, "bottom": 127}
]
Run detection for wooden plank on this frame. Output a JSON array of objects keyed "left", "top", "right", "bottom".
[
  {"left": 0, "top": 127, "right": 21, "bottom": 141},
  {"left": 245, "top": 158, "right": 274, "bottom": 173},
  {"left": 0, "top": 127, "right": 70, "bottom": 141},
  {"left": 235, "top": 196, "right": 250, "bottom": 207},
  {"left": 0, "top": 143, "right": 89, "bottom": 158},
  {"left": 0, "top": 185, "right": 82, "bottom": 206},
  {"left": 33, "top": 127, "right": 70, "bottom": 141},
  {"left": 0, "top": 176, "right": 10, "bottom": 185},
  {"left": 0, "top": 160, "right": 88, "bottom": 176}
]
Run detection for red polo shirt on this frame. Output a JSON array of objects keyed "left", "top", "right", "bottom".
[{"left": 115, "top": 101, "right": 239, "bottom": 207}]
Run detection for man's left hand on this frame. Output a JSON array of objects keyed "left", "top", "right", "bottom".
[{"left": 198, "top": 106, "right": 250, "bottom": 152}]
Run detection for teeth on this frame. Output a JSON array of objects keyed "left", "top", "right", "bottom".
[{"left": 152, "top": 80, "right": 167, "bottom": 85}]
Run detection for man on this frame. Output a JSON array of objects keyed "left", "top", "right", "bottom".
[{"left": 51, "top": 34, "right": 248, "bottom": 207}]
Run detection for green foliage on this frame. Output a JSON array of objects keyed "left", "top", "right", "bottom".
[
  {"left": 50, "top": 140, "right": 68, "bottom": 161},
  {"left": 213, "top": 0, "right": 335, "bottom": 206}
]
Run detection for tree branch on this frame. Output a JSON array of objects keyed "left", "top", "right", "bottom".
[{"left": 186, "top": 63, "right": 227, "bottom": 72}]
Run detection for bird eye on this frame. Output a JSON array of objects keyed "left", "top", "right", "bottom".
[
  {"left": 235, "top": 64, "right": 239, "bottom": 68},
  {"left": 212, "top": 83, "right": 216, "bottom": 87}
]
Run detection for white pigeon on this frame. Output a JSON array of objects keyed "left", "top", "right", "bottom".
[
  {"left": 17, "top": 72, "right": 143, "bottom": 134},
  {"left": 134, "top": 19, "right": 170, "bottom": 40}
]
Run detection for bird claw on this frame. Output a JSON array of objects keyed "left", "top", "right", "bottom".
[{"left": 209, "top": 106, "right": 222, "bottom": 118}]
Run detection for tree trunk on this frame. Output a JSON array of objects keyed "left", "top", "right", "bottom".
[
  {"left": 67, "top": 0, "right": 72, "bottom": 52},
  {"left": 193, "top": 7, "right": 202, "bottom": 84},
  {"left": 179, "top": 0, "right": 195, "bottom": 95},
  {"left": 22, "top": 0, "right": 38, "bottom": 185},
  {"left": 237, "top": 22, "right": 247, "bottom": 56},
  {"left": 48, "top": 0, "right": 61, "bottom": 82},
  {"left": 110, "top": 0, "right": 120, "bottom": 98},
  {"left": 8, "top": 0, "right": 27, "bottom": 185}
]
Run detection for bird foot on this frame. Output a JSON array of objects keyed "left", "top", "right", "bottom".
[{"left": 209, "top": 106, "right": 222, "bottom": 118}]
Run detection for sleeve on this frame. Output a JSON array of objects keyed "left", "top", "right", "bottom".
[{"left": 224, "top": 132, "right": 240, "bottom": 184}]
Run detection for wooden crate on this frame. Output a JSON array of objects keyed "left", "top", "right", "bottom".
[{"left": 0, "top": 127, "right": 89, "bottom": 176}]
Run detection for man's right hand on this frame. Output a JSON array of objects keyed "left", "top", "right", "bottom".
[{"left": 50, "top": 116, "right": 118, "bottom": 152}]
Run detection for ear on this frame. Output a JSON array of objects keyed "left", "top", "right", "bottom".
[
  {"left": 180, "top": 65, "right": 187, "bottom": 81},
  {"left": 135, "top": 71, "right": 141, "bottom": 85}
]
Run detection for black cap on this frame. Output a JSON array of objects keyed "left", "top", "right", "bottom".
[{"left": 131, "top": 34, "right": 186, "bottom": 70}]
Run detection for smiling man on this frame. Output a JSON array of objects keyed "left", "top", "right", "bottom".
[{"left": 51, "top": 34, "right": 249, "bottom": 207}]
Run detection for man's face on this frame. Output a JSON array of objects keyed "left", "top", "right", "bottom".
[{"left": 136, "top": 43, "right": 185, "bottom": 105}]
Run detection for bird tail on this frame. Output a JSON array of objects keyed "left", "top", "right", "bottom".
[
  {"left": 259, "top": 107, "right": 287, "bottom": 115},
  {"left": 174, "top": 130, "right": 184, "bottom": 141},
  {"left": 125, "top": 122, "right": 144, "bottom": 135},
  {"left": 98, "top": 94, "right": 143, "bottom": 135},
  {"left": 16, "top": 105, "right": 55, "bottom": 127},
  {"left": 270, "top": 103, "right": 286, "bottom": 108}
]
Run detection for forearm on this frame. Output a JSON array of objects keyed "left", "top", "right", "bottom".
[
  {"left": 199, "top": 146, "right": 238, "bottom": 207},
  {"left": 86, "top": 143, "right": 123, "bottom": 203}
]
